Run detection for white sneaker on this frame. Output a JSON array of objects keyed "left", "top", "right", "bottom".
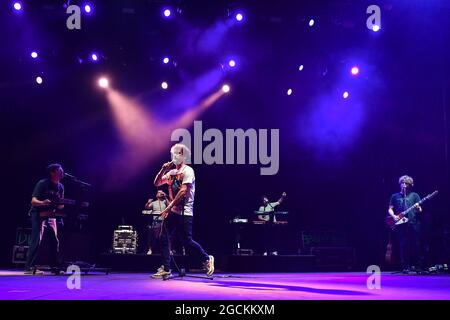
[
  {"left": 151, "top": 266, "right": 171, "bottom": 279},
  {"left": 147, "top": 249, "right": 152, "bottom": 255},
  {"left": 203, "top": 255, "right": 215, "bottom": 277},
  {"left": 263, "top": 252, "right": 268, "bottom": 256}
]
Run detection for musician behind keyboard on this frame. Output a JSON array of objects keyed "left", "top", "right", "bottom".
[
  {"left": 25, "top": 163, "right": 65, "bottom": 275},
  {"left": 143, "top": 190, "right": 168, "bottom": 255},
  {"left": 258, "top": 192, "right": 287, "bottom": 222},
  {"left": 257, "top": 192, "right": 287, "bottom": 256}
]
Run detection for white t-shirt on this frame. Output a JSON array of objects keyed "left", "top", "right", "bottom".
[
  {"left": 148, "top": 200, "right": 167, "bottom": 221},
  {"left": 162, "top": 165, "right": 195, "bottom": 216},
  {"left": 258, "top": 202, "right": 280, "bottom": 221}
]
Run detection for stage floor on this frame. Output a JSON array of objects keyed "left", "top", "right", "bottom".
[{"left": 0, "top": 270, "right": 449, "bottom": 300}]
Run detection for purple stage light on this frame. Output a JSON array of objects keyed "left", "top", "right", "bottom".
[
  {"left": 235, "top": 12, "right": 244, "bottom": 22},
  {"left": 309, "top": 19, "right": 315, "bottom": 27},
  {"left": 161, "top": 81, "right": 168, "bottom": 89},
  {"left": 222, "top": 84, "right": 230, "bottom": 93},
  {"left": 163, "top": 9, "right": 171, "bottom": 18},
  {"left": 13, "top": 2, "right": 22, "bottom": 11},
  {"left": 351, "top": 66, "right": 359, "bottom": 75},
  {"left": 163, "top": 57, "right": 170, "bottom": 64},
  {"left": 36, "top": 76, "right": 43, "bottom": 85},
  {"left": 228, "top": 59, "right": 236, "bottom": 68},
  {"left": 84, "top": 4, "right": 92, "bottom": 14},
  {"left": 31, "top": 51, "right": 38, "bottom": 59},
  {"left": 298, "top": 64, "right": 304, "bottom": 71},
  {"left": 91, "top": 53, "right": 98, "bottom": 61},
  {"left": 287, "top": 89, "right": 293, "bottom": 96},
  {"left": 343, "top": 91, "right": 349, "bottom": 99},
  {"left": 372, "top": 25, "right": 380, "bottom": 32}
]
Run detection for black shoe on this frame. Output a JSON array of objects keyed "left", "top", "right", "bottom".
[
  {"left": 24, "top": 268, "right": 44, "bottom": 275},
  {"left": 51, "top": 269, "right": 65, "bottom": 276},
  {"left": 415, "top": 269, "right": 429, "bottom": 275}
]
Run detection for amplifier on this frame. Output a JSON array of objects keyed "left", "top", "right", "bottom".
[
  {"left": 113, "top": 226, "right": 138, "bottom": 254},
  {"left": 15, "top": 227, "right": 31, "bottom": 246},
  {"left": 236, "top": 249, "right": 254, "bottom": 256},
  {"left": 117, "top": 225, "right": 134, "bottom": 231},
  {"left": 12, "top": 245, "right": 29, "bottom": 264}
]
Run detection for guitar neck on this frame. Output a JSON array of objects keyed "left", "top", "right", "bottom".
[
  {"left": 402, "top": 199, "right": 423, "bottom": 215},
  {"left": 401, "top": 191, "right": 437, "bottom": 215}
]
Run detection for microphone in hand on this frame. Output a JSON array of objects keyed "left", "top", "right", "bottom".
[{"left": 162, "top": 161, "right": 174, "bottom": 170}]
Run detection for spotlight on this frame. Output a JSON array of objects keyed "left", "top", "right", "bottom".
[
  {"left": 235, "top": 12, "right": 244, "bottom": 22},
  {"left": 84, "top": 4, "right": 92, "bottom": 14},
  {"left": 287, "top": 88, "right": 293, "bottom": 96},
  {"left": 13, "top": 2, "right": 22, "bottom": 11},
  {"left": 91, "top": 53, "right": 98, "bottom": 62},
  {"left": 98, "top": 77, "right": 109, "bottom": 88},
  {"left": 309, "top": 19, "right": 315, "bottom": 27},
  {"left": 163, "top": 8, "right": 171, "bottom": 18},
  {"left": 228, "top": 59, "right": 236, "bottom": 68},
  {"left": 36, "top": 76, "right": 43, "bottom": 85},
  {"left": 163, "top": 57, "right": 170, "bottom": 64},
  {"left": 343, "top": 91, "right": 349, "bottom": 99},
  {"left": 298, "top": 64, "right": 304, "bottom": 71},
  {"left": 351, "top": 66, "right": 359, "bottom": 76},
  {"left": 222, "top": 84, "right": 230, "bottom": 93},
  {"left": 372, "top": 25, "right": 380, "bottom": 32},
  {"left": 31, "top": 51, "right": 38, "bottom": 59},
  {"left": 161, "top": 81, "right": 168, "bottom": 89}
]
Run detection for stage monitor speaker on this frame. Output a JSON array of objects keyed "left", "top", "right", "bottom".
[
  {"left": 310, "top": 246, "right": 355, "bottom": 270},
  {"left": 301, "top": 230, "right": 347, "bottom": 253}
]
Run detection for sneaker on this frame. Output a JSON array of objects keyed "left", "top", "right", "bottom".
[
  {"left": 263, "top": 252, "right": 268, "bottom": 256},
  {"left": 151, "top": 266, "right": 171, "bottom": 279},
  {"left": 147, "top": 249, "right": 152, "bottom": 255},
  {"left": 24, "top": 269, "right": 44, "bottom": 275},
  {"left": 203, "top": 255, "right": 215, "bottom": 277},
  {"left": 271, "top": 251, "right": 278, "bottom": 256}
]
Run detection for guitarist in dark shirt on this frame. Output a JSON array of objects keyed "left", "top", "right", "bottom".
[
  {"left": 388, "top": 175, "right": 425, "bottom": 274},
  {"left": 25, "top": 164, "right": 65, "bottom": 275}
]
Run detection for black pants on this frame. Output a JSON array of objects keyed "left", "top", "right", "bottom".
[
  {"left": 397, "top": 222, "right": 425, "bottom": 270},
  {"left": 263, "top": 223, "right": 282, "bottom": 254},
  {"left": 160, "top": 214, "right": 209, "bottom": 271},
  {"left": 145, "top": 221, "right": 162, "bottom": 253},
  {"left": 25, "top": 210, "right": 63, "bottom": 271}
]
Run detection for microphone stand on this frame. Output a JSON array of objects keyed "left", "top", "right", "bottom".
[
  {"left": 64, "top": 174, "right": 92, "bottom": 188},
  {"left": 162, "top": 202, "right": 214, "bottom": 281}
]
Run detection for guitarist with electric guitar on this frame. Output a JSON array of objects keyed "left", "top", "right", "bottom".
[
  {"left": 25, "top": 163, "right": 66, "bottom": 275},
  {"left": 386, "top": 175, "right": 437, "bottom": 274}
]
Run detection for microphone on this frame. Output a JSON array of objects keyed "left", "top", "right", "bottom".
[
  {"left": 163, "top": 160, "right": 175, "bottom": 169},
  {"left": 63, "top": 172, "right": 92, "bottom": 187},
  {"left": 64, "top": 172, "right": 77, "bottom": 179}
]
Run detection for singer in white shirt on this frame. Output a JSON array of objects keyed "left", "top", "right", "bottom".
[{"left": 151, "top": 143, "right": 214, "bottom": 278}]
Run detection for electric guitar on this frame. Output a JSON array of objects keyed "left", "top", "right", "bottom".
[{"left": 385, "top": 190, "right": 438, "bottom": 230}]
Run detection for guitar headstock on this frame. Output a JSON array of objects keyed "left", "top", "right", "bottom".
[{"left": 426, "top": 190, "right": 439, "bottom": 200}]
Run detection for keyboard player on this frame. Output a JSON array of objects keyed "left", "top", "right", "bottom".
[
  {"left": 257, "top": 192, "right": 287, "bottom": 256},
  {"left": 143, "top": 190, "right": 168, "bottom": 255}
]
